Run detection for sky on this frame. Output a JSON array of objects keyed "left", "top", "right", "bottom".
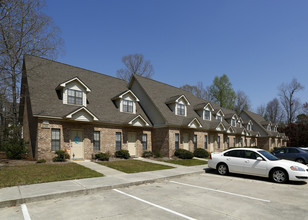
[{"left": 44, "top": 0, "right": 308, "bottom": 112}]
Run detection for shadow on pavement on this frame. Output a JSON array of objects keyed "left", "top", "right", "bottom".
[{"left": 203, "top": 168, "right": 307, "bottom": 185}]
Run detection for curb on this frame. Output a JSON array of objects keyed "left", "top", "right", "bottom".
[{"left": 0, "top": 170, "right": 204, "bottom": 209}]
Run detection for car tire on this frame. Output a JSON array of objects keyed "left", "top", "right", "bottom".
[
  {"left": 270, "top": 169, "right": 288, "bottom": 183},
  {"left": 217, "top": 163, "right": 229, "bottom": 175},
  {"left": 295, "top": 158, "right": 305, "bottom": 164}
]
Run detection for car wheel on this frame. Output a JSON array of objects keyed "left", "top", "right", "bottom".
[
  {"left": 217, "top": 163, "right": 229, "bottom": 175},
  {"left": 271, "top": 169, "right": 288, "bottom": 183},
  {"left": 295, "top": 158, "right": 305, "bottom": 164}
]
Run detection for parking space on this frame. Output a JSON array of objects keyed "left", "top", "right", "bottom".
[{"left": 1, "top": 172, "right": 307, "bottom": 220}]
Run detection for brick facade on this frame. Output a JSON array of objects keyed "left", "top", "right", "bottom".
[{"left": 35, "top": 119, "right": 152, "bottom": 160}]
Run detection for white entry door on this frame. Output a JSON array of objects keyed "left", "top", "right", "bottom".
[
  {"left": 128, "top": 132, "right": 137, "bottom": 156},
  {"left": 210, "top": 135, "right": 214, "bottom": 152},
  {"left": 71, "top": 130, "right": 84, "bottom": 160},
  {"left": 183, "top": 133, "right": 189, "bottom": 150}
]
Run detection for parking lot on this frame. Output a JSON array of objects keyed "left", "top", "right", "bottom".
[{"left": 1, "top": 169, "right": 307, "bottom": 220}]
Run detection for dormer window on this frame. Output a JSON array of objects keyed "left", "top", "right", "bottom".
[
  {"left": 166, "top": 95, "right": 190, "bottom": 117},
  {"left": 67, "top": 89, "right": 83, "bottom": 105},
  {"left": 204, "top": 110, "right": 211, "bottom": 120},
  {"left": 215, "top": 109, "right": 224, "bottom": 122},
  {"left": 123, "top": 100, "right": 134, "bottom": 113},
  {"left": 238, "top": 121, "right": 242, "bottom": 128},
  {"left": 231, "top": 118, "right": 236, "bottom": 127},
  {"left": 177, "top": 103, "right": 186, "bottom": 116},
  {"left": 112, "top": 90, "right": 139, "bottom": 114},
  {"left": 56, "top": 77, "right": 91, "bottom": 107},
  {"left": 247, "top": 124, "right": 251, "bottom": 131},
  {"left": 267, "top": 124, "right": 271, "bottom": 131}
]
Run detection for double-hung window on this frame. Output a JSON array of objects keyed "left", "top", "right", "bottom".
[
  {"left": 204, "top": 135, "right": 208, "bottom": 149},
  {"left": 231, "top": 119, "right": 236, "bottom": 127},
  {"left": 217, "top": 136, "right": 220, "bottom": 149},
  {"left": 142, "top": 134, "right": 147, "bottom": 150},
  {"left": 67, "top": 89, "right": 83, "bottom": 105},
  {"left": 123, "top": 100, "right": 133, "bottom": 113},
  {"left": 216, "top": 115, "right": 222, "bottom": 122},
  {"left": 227, "top": 137, "right": 229, "bottom": 148},
  {"left": 204, "top": 110, "right": 211, "bottom": 120},
  {"left": 177, "top": 104, "right": 185, "bottom": 116},
  {"left": 175, "top": 133, "right": 179, "bottom": 150},
  {"left": 51, "top": 129, "right": 60, "bottom": 151},
  {"left": 115, "top": 132, "right": 121, "bottom": 150},
  {"left": 93, "top": 131, "right": 100, "bottom": 151}
]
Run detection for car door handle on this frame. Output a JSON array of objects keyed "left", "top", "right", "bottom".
[{"left": 245, "top": 160, "right": 249, "bottom": 163}]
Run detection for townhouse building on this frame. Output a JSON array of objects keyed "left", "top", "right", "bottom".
[{"left": 19, "top": 55, "right": 288, "bottom": 160}]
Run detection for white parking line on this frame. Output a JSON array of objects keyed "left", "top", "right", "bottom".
[
  {"left": 21, "top": 204, "right": 32, "bottom": 220},
  {"left": 170, "top": 181, "right": 271, "bottom": 203},
  {"left": 113, "top": 189, "right": 196, "bottom": 220}
]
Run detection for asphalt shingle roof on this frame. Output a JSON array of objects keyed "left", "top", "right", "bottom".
[
  {"left": 131, "top": 74, "right": 229, "bottom": 131},
  {"left": 24, "top": 55, "right": 152, "bottom": 126}
]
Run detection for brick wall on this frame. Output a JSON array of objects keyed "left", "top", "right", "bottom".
[{"left": 36, "top": 119, "right": 152, "bottom": 160}]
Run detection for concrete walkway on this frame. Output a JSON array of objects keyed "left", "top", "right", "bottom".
[
  {"left": 193, "top": 157, "right": 209, "bottom": 161},
  {"left": 133, "top": 157, "right": 184, "bottom": 168},
  {"left": 74, "top": 161, "right": 126, "bottom": 176}
]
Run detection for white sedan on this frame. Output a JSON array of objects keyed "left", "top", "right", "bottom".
[{"left": 208, "top": 148, "right": 308, "bottom": 183}]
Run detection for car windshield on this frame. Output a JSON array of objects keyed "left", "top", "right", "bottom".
[{"left": 258, "top": 150, "right": 280, "bottom": 161}]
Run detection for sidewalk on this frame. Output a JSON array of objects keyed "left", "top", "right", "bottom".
[
  {"left": 74, "top": 161, "right": 126, "bottom": 176},
  {"left": 0, "top": 161, "right": 207, "bottom": 208}
]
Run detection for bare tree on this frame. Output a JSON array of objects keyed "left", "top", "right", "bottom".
[
  {"left": 265, "top": 98, "right": 284, "bottom": 123},
  {"left": 233, "top": 90, "right": 250, "bottom": 114},
  {"left": 303, "top": 102, "right": 308, "bottom": 115},
  {"left": 180, "top": 82, "right": 211, "bottom": 100},
  {"left": 0, "top": 0, "right": 63, "bottom": 125},
  {"left": 278, "top": 79, "right": 304, "bottom": 124},
  {"left": 116, "top": 54, "right": 154, "bottom": 81},
  {"left": 256, "top": 104, "right": 266, "bottom": 118}
]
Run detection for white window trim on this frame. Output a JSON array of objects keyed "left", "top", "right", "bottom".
[{"left": 176, "top": 103, "right": 187, "bottom": 116}]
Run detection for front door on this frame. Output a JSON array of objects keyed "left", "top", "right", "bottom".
[
  {"left": 183, "top": 133, "right": 189, "bottom": 150},
  {"left": 70, "top": 130, "right": 84, "bottom": 160},
  {"left": 128, "top": 132, "right": 137, "bottom": 156},
  {"left": 210, "top": 135, "right": 214, "bottom": 152}
]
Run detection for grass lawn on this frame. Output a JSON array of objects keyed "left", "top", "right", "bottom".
[
  {"left": 0, "top": 163, "right": 103, "bottom": 188},
  {"left": 97, "top": 160, "right": 174, "bottom": 173},
  {"left": 160, "top": 159, "right": 208, "bottom": 166}
]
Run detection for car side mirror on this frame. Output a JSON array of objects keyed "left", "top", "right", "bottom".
[{"left": 257, "top": 157, "right": 263, "bottom": 161}]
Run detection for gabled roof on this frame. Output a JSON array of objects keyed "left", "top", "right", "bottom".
[
  {"left": 193, "top": 102, "right": 214, "bottom": 111},
  {"left": 188, "top": 118, "right": 202, "bottom": 128},
  {"left": 65, "top": 107, "right": 99, "bottom": 121},
  {"left": 165, "top": 94, "right": 190, "bottom": 105},
  {"left": 130, "top": 74, "right": 227, "bottom": 130},
  {"left": 128, "top": 115, "right": 150, "bottom": 127},
  {"left": 111, "top": 90, "right": 140, "bottom": 101},
  {"left": 242, "top": 110, "right": 280, "bottom": 137},
  {"left": 56, "top": 76, "right": 91, "bottom": 92},
  {"left": 23, "top": 55, "right": 152, "bottom": 126}
]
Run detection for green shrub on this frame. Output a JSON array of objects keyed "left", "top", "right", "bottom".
[
  {"left": 193, "top": 148, "right": 209, "bottom": 158},
  {"left": 154, "top": 150, "right": 162, "bottom": 158},
  {"left": 115, "top": 150, "right": 130, "bottom": 159},
  {"left": 36, "top": 159, "right": 46, "bottom": 163},
  {"left": 3, "top": 125, "right": 28, "bottom": 159},
  {"left": 142, "top": 151, "right": 153, "bottom": 158},
  {"left": 52, "top": 150, "right": 69, "bottom": 162},
  {"left": 4, "top": 138, "right": 28, "bottom": 159},
  {"left": 174, "top": 149, "right": 193, "bottom": 159},
  {"left": 95, "top": 152, "right": 110, "bottom": 161}
]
